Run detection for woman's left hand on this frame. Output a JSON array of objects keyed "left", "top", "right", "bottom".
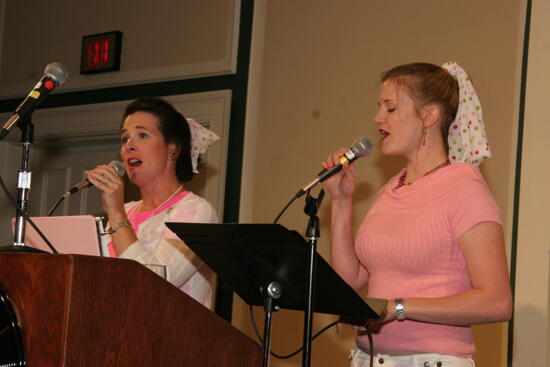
[{"left": 85, "top": 164, "right": 126, "bottom": 219}]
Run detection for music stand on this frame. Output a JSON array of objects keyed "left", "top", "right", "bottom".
[{"left": 166, "top": 223, "right": 386, "bottom": 367}]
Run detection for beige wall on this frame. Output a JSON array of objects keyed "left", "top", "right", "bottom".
[
  {"left": 238, "top": 1, "right": 525, "bottom": 366},
  {"left": 512, "top": 0, "right": 550, "bottom": 365}
]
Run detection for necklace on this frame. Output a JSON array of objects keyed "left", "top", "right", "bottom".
[
  {"left": 396, "top": 159, "right": 450, "bottom": 189},
  {"left": 138, "top": 185, "right": 183, "bottom": 214}
]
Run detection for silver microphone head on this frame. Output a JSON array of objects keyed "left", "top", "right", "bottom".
[
  {"left": 350, "top": 137, "right": 373, "bottom": 158},
  {"left": 44, "top": 62, "right": 69, "bottom": 86},
  {"left": 108, "top": 160, "right": 126, "bottom": 177}
]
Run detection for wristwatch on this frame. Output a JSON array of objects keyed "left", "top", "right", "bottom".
[
  {"left": 104, "top": 218, "right": 132, "bottom": 235},
  {"left": 394, "top": 298, "right": 406, "bottom": 321}
]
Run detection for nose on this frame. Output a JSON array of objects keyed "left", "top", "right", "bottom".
[
  {"left": 124, "top": 139, "right": 136, "bottom": 152},
  {"left": 373, "top": 110, "right": 384, "bottom": 125}
]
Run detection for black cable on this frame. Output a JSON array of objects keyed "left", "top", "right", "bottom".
[
  {"left": 248, "top": 304, "right": 338, "bottom": 359},
  {"left": 47, "top": 195, "right": 65, "bottom": 217},
  {"left": 273, "top": 193, "right": 300, "bottom": 224},
  {"left": 366, "top": 324, "right": 374, "bottom": 367},
  {"left": 0, "top": 174, "right": 58, "bottom": 253}
]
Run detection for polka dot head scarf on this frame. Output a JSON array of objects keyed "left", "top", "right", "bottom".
[{"left": 442, "top": 61, "right": 491, "bottom": 166}]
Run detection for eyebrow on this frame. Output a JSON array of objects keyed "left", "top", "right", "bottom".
[
  {"left": 377, "top": 99, "right": 397, "bottom": 106},
  {"left": 120, "top": 125, "right": 150, "bottom": 133}
]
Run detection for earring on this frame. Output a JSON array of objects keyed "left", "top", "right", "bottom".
[{"left": 422, "top": 129, "right": 427, "bottom": 146}]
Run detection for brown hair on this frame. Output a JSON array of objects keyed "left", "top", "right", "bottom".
[
  {"left": 122, "top": 97, "right": 194, "bottom": 183},
  {"left": 381, "top": 63, "right": 459, "bottom": 145}
]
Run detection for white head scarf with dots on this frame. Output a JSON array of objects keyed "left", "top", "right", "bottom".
[
  {"left": 442, "top": 61, "right": 491, "bottom": 166},
  {"left": 185, "top": 117, "right": 219, "bottom": 173}
]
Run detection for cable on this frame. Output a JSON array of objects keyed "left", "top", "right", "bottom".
[
  {"left": 248, "top": 304, "right": 338, "bottom": 359},
  {"left": 47, "top": 195, "right": 65, "bottom": 217},
  {"left": 273, "top": 193, "right": 300, "bottom": 224},
  {"left": 366, "top": 324, "right": 374, "bottom": 367},
  {"left": 0, "top": 174, "right": 58, "bottom": 253}
]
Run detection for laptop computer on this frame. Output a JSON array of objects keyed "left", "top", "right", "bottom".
[{"left": 11, "top": 215, "right": 106, "bottom": 256}]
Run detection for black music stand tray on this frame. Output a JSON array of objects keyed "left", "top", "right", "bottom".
[{"left": 166, "top": 223, "right": 387, "bottom": 367}]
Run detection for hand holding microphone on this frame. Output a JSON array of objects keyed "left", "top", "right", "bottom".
[
  {"left": 64, "top": 160, "right": 126, "bottom": 197},
  {"left": 321, "top": 147, "right": 359, "bottom": 200},
  {"left": 275, "top": 137, "right": 372, "bottom": 223},
  {"left": 49, "top": 160, "right": 126, "bottom": 217},
  {"left": 295, "top": 137, "right": 372, "bottom": 198}
]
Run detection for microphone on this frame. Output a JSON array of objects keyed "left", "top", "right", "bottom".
[
  {"left": 64, "top": 160, "right": 126, "bottom": 197},
  {"left": 0, "top": 62, "right": 69, "bottom": 140},
  {"left": 295, "top": 137, "right": 372, "bottom": 198}
]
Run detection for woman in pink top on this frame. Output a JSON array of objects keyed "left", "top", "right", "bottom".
[
  {"left": 85, "top": 97, "right": 219, "bottom": 308},
  {"left": 324, "top": 63, "right": 512, "bottom": 366}
]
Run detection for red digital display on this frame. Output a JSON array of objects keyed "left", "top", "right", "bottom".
[
  {"left": 81, "top": 31, "right": 122, "bottom": 74},
  {"left": 87, "top": 37, "right": 110, "bottom": 68}
]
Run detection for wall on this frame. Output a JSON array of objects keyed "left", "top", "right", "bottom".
[
  {"left": 512, "top": 0, "right": 550, "bottom": 365},
  {"left": 238, "top": 1, "right": 525, "bottom": 366}
]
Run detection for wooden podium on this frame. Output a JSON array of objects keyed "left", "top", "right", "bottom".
[{"left": 0, "top": 253, "right": 262, "bottom": 366}]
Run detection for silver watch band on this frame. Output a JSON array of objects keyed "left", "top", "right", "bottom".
[{"left": 395, "top": 298, "right": 406, "bottom": 321}]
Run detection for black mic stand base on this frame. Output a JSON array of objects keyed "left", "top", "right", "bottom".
[{"left": 0, "top": 244, "right": 47, "bottom": 253}]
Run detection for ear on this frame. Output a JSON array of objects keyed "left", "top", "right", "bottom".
[
  {"left": 167, "top": 142, "right": 180, "bottom": 161},
  {"left": 421, "top": 104, "right": 442, "bottom": 129}
]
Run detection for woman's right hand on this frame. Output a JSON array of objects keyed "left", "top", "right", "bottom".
[
  {"left": 322, "top": 148, "right": 356, "bottom": 200},
  {"left": 85, "top": 164, "right": 126, "bottom": 220}
]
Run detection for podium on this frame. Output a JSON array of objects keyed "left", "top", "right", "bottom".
[{"left": 0, "top": 253, "right": 261, "bottom": 366}]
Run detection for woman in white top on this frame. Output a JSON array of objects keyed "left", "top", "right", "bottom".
[{"left": 86, "top": 97, "right": 219, "bottom": 307}]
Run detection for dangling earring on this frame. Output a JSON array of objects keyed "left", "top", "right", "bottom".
[{"left": 422, "top": 129, "right": 427, "bottom": 146}]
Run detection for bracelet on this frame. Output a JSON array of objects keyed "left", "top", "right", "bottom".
[
  {"left": 103, "top": 218, "right": 132, "bottom": 235},
  {"left": 395, "top": 298, "right": 406, "bottom": 321}
]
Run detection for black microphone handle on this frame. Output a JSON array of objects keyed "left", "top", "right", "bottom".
[
  {"left": 317, "top": 163, "right": 344, "bottom": 183},
  {"left": 67, "top": 180, "right": 92, "bottom": 195},
  {"left": 0, "top": 63, "right": 68, "bottom": 142},
  {"left": 295, "top": 153, "right": 361, "bottom": 198},
  {"left": 0, "top": 76, "right": 56, "bottom": 141},
  {"left": 295, "top": 163, "right": 345, "bottom": 198}
]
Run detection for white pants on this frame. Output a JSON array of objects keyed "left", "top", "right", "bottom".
[{"left": 349, "top": 349, "right": 475, "bottom": 367}]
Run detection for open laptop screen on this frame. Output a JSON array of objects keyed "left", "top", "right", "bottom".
[{"left": 11, "top": 215, "right": 104, "bottom": 256}]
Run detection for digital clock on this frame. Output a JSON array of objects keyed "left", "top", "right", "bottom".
[{"left": 80, "top": 31, "right": 122, "bottom": 74}]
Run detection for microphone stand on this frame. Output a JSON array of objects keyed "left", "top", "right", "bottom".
[
  {"left": 301, "top": 189, "right": 324, "bottom": 367},
  {"left": 261, "top": 281, "right": 281, "bottom": 367},
  {"left": 0, "top": 116, "right": 45, "bottom": 253}
]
